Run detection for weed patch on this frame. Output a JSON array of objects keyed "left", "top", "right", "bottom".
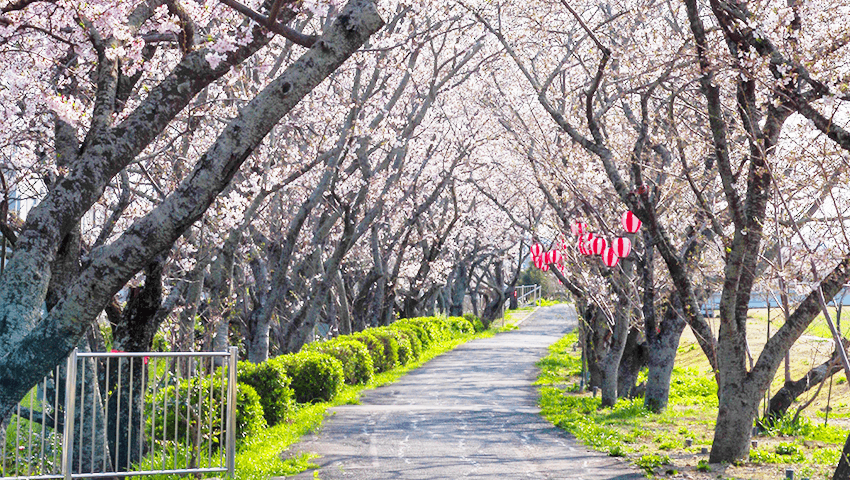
[{"left": 635, "top": 453, "right": 670, "bottom": 474}]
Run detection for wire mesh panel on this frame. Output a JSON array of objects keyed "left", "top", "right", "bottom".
[{"left": 1, "top": 348, "right": 237, "bottom": 480}]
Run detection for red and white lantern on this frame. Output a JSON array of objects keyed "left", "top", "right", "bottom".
[
  {"left": 541, "top": 262, "right": 549, "bottom": 271},
  {"left": 534, "top": 256, "right": 544, "bottom": 269},
  {"left": 621, "top": 211, "right": 642, "bottom": 233},
  {"left": 602, "top": 247, "right": 620, "bottom": 267},
  {"left": 581, "top": 231, "right": 595, "bottom": 243},
  {"left": 551, "top": 250, "right": 562, "bottom": 264},
  {"left": 570, "top": 220, "right": 584, "bottom": 236},
  {"left": 613, "top": 237, "right": 632, "bottom": 258},
  {"left": 530, "top": 243, "right": 543, "bottom": 258},
  {"left": 592, "top": 237, "right": 608, "bottom": 255}
]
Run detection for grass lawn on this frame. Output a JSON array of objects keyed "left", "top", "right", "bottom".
[{"left": 538, "top": 309, "right": 850, "bottom": 480}]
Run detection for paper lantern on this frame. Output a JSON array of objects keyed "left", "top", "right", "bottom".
[
  {"left": 602, "top": 247, "right": 620, "bottom": 267},
  {"left": 621, "top": 211, "right": 642, "bottom": 233},
  {"left": 530, "top": 243, "right": 543, "bottom": 258},
  {"left": 551, "top": 250, "right": 562, "bottom": 264},
  {"left": 613, "top": 237, "right": 632, "bottom": 258},
  {"left": 592, "top": 237, "right": 608, "bottom": 255},
  {"left": 541, "top": 262, "right": 549, "bottom": 271},
  {"left": 581, "top": 232, "right": 595, "bottom": 243},
  {"left": 534, "top": 256, "right": 544, "bottom": 269},
  {"left": 570, "top": 220, "right": 584, "bottom": 236}
]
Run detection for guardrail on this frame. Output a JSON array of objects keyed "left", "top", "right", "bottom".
[{"left": 1, "top": 348, "right": 237, "bottom": 480}]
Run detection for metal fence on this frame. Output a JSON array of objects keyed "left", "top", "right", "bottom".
[
  {"left": 1, "top": 347, "right": 237, "bottom": 480},
  {"left": 515, "top": 284, "right": 541, "bottom": 306}
]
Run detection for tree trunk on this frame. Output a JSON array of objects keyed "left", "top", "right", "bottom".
[
  {"left": 582, "top": 303, "right": 604, "bottom": 389},
  {"left": 599, "top": 295, "right": 630, "bottom": 407},
  {"left": 68, "top": 339, "right": 114, "bottom": 474},
  {"left": 177, "top": 265, "right": 204, "bottom": 353},
  {"left": 834, "top": 431, "right": 850, "bottom": 480},
  {"left": 710, "top": 379, "right": 759, "bottom": 463},
  {"left": 247, "top": 317, "right": 271, "bottom": 363},
  {"left": 508, "top": 286, "right": 518, "bottom": 310},
  {"left": 645, "top": 296, "right": 688, "bottom": 412},
  {"left": 617, "top": 327, "right": 647, "bottom": 399},
  {"left": 600, "top": 355, "right": 620, "bottom": 407},
  {"left": 108, "top": 258, "right": 165, "bottom": 471},
  {"left": 334, "top": 269, "right": 352, "bottom": 335}
]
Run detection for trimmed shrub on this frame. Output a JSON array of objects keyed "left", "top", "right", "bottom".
[
  {"left": 272, "top": 352, "right": 344, "bottom": 403},
  {"left": 463, "top": 313, "right": 486, "bottom": 332},
  {"left": 376, "top": 327, "right": 413, "bottom": 365},
  {"left": 446, "top": 316, "right": 475, "bottom": 335},
  {"left": 306, "top": 338, "right": 374, "bottom": 385},
  {"left": 388, "top": 324, "right": 422, "bottom": 361},
  {"left": 392, "top": 320, "right": 430, "bottom": 348},
  {"left": 363, "top": 329, "right": 399, "bottom": 371},
  {"left": 473, "top": 318, "right": 486, "bottom": 332},
  {"left": 149, "top": 375, "right": 265, "bottom": 448},
  {"left": 408, "top": 317, "right": 451, "bottom": 343},
  {"left": 237, "top": 360, "right": 294, "bottom": 426},
  {"left": 351, "top": 332, "right": 392, "bottom": 373}
]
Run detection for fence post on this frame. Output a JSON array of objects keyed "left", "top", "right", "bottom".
[
  {"left": 62, "top": 348, "right": 78, "bottom": 480},
  {"left": 226, "top": 347, "right": 237, "bottom": 478}
]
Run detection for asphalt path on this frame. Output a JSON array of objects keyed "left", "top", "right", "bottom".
[{"left": 287, "top": 304, "right": 644, "bottom": 479}]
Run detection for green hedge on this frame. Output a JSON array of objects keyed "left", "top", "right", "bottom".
[
  {"left": 351, "top": 332, "right": 393, "bottom": 373},
  {"left": 149, "top": 375, "right": 266, "bottom": 448},
  {"left": 464, "top": 313, "right": 486, "bottom": 333},
  {"left": 237, "top": 360, "right": 294, "bottom": 426},
  {"left": 391, "top": 320, "right": 430, "bottom": 348},
  {"left": 399, "top": 317, "right": 451, "bottom": 344},
  {"left": 362, "top": 329, "right": 399, "bottom": 371},
  {"left": 388, "top": 323, "right": 423, "bottom": 361},
  {"left": 272, "top": 352, "right": 344, "bottom": 403},
  {"left": 375, "top": 327, "right": 414, "bottom": 365},
  {"left": 446, "top": 316, "right": 475, "bottom": 335},
  {"left": 305, "top": 338, "right": 374, "bottom": 385}
]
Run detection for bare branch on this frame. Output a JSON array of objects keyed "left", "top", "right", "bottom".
[{"left": 218, "top": 0, "right": 318, "bottom": 47}]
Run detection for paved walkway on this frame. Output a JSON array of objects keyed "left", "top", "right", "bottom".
[{"left": 288, "top": 304, "right": 643, "bottom": 479}]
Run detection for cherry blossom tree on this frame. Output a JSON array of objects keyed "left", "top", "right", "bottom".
[
  {"left": 472, "top": 0, "right": 850, "bottom": 464},
  {"left": 0, "top": 0, "right": 384, "bottom": 425}
]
